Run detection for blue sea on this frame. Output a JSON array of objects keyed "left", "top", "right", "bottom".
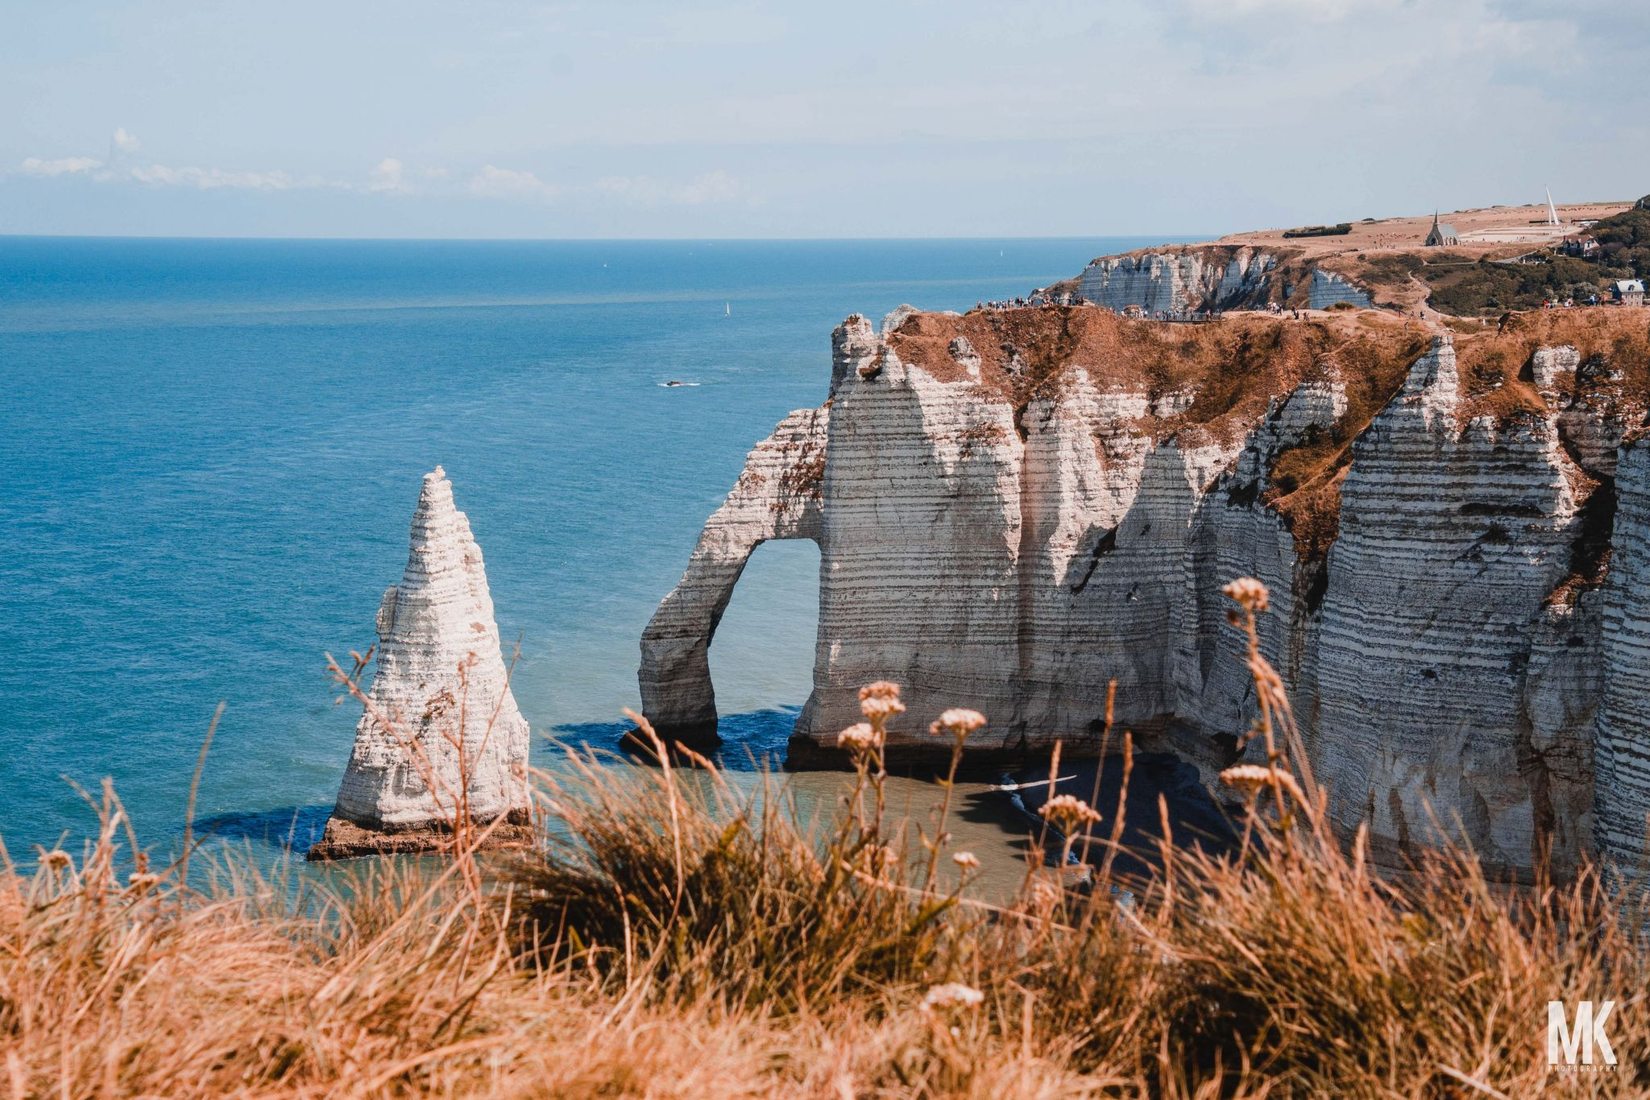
[{"left": 0, "top": 235, "right": 1172, "bottom": 865}]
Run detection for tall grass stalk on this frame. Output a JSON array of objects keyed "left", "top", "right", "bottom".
[{"left": 4, "top": 579, "right": 1648, "bottom": 1096}]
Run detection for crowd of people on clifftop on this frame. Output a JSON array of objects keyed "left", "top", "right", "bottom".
[{"left": 974, "top": 291, "right": 1087, "bottom": 310}]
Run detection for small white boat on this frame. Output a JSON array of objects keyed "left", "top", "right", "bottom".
[{"left": 659, "top": 380, "right": 701, "bottom": 388}]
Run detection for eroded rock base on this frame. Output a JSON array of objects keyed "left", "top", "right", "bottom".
[{"left": 306, "top": 809, "right": 535, "bottom": 861}]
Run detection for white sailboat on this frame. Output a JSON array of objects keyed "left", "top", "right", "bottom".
[{"left": 724, "top": 301, "right": 731, "bottom": 317}]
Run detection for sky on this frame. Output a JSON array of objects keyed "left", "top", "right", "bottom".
[{"left": 2, "top": 0, "right": 1646, "bottom": 239}]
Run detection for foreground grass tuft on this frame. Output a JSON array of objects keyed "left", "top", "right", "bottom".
[{"left": 5, "top": 582, "right": 1650, "bottom": 1096}]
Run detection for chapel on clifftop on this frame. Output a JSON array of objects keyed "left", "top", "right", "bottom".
[{"left": 1424, "top": 212, "right": 1459, "bottom": 247}]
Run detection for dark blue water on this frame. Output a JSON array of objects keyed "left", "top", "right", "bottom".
[{"left": 0, "top": 236, "right": 1172, "bottom": 861}]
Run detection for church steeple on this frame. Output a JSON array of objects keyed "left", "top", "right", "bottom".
[{"left": 1424, "top": 209, "right": 1455, "bottom": 247}]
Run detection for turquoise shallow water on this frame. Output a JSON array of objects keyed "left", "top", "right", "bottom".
[{"left": 0, "top": 235, "right": 1176, "bottom": 863}]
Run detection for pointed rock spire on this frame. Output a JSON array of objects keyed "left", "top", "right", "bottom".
[{"left": 309, "top": 467, "right": 532, "bottom": 859}]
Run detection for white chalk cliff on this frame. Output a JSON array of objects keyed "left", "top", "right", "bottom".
[
  {"left": 1075, "top": 246, "right": 1371, "bottom": 312},
  {"left": 642, "top": 304, "right": 1650, "bottom": 882},
  {"left": 311, "top": 467, "right": 531, "bottom": 859},
  {"left": 1077, "top": 247, "right": 1280, "bottom": 313}
]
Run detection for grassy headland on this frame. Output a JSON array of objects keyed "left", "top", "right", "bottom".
[{"left": 3, "top": 584, "right": 1648, "bottom": 1097}]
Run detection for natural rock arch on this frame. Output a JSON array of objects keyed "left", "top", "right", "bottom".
[{"left": 638, "top": 407, "right": 828, "bottom": 741}]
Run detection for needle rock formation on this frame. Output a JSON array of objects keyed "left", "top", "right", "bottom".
[
  {"left": 643, "top": 303, "right": 1650, "bottom": 883},
  {"left": 310, "top": 467, "right": 532, "bottom": 860}
]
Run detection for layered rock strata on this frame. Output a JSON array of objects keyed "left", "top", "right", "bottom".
[
  {"left": 1076, "top": 247, "right": 1279, "bottom": 313},
  {"left": 310, "top": 467, "right": 532, "bottom": 860},
  {"left": 1597, "top": 439, "right": 1650, "bottom": 878},
  {"left": 1074, "top": 246, "right": 1372, "bottom": 312},
  {"left": 642, "top": 304, "right": 1650, "bottom": 881},
  {"left": 1312, "top": 339, "right": 1596, "bottom": 872}
]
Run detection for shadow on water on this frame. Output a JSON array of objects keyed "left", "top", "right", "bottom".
[
  {"left": 549, "top": 705, "right": 801, "bottom": 772},
  {"left": 1007, "top": 753, "right": 1239, "bottom": 883},
  {"left": 190, "top": 711, "right": 1237, "bottom": 893},
  {"left": 191, "top": 803, "right": 332, "bottom": 855},
  {"left": 189, "top": 708, "right": 804, "bottom": 857}
]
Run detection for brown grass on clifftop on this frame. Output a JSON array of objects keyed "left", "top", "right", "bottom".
[
  {"left": 889, "top": 306, "right": 1434, "bottom": 558},
  {"left": 890, "top": 304, "right": 1650, "bottom": 561},
  {"left": 6, "top": 581, "right": 1650, "bottom": 1097},
  {"left": 888, "top": 305, "right": 1430, "bottom": 444},
  {"left": 1457, "top": 309, "right": 1650, "bottom": 411}
]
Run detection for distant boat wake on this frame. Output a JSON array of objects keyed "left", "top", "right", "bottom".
[{"left": 658, "top": 380, "right": 702, "bottom": 388}]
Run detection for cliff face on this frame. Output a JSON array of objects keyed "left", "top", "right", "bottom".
[
  {"left": 642, "top": 305, "right": 1650, "bottom": 880},
  {"left": 1074, "top": 246, "right": 1372, "bottom": 313},
  {"left": 1597, "top": 438, "right": 1650, "bottom": 877},
  {"left": 311, "top": 468, "right": 531, "bottom": 860},
  {"left": 1312, "top": 341, "right": 1596, "bottom": 871}
]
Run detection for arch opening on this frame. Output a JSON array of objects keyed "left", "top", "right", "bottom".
[{"left": 705, "top": 538, "right": 822, "bottom": 758}]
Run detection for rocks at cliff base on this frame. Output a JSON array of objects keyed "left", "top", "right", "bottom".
[
  {"left": 309, "top": 467, "right": 532, "bottom": 860},
  {"left": 642, "top": 302, "right": 1650, "bottom": 882}
]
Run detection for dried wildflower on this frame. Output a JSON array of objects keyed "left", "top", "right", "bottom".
[
  {"left": 39, "top": 850, "right": 72, "bottom": 871},
  {"left": 1222, "top": 577, "right": 1270, "bottom": 613},
  {"left": 1219, "top": 763, "right": 1271, "bottom": 790},
  {"left": 930, "top": 708, "right": 987, "bottom": 740},
  {"left": 1219, "top": 763, "right": 1305, "bottom": 803},
  {"left": 952, "top": 851, "right": 980, "bottom": 871},
  {"left": 857, "top": 682, "right": 906, "bottom": 723},
  {"left": 836, "top": 722, "right": 882, "bottom": 754},
  {"left": 921, "top": 982, "right": 984, "bottom": 1012},
  {"left": 860, "top": 695, "right": 906, "bottom": 723},
  {"left": 858, "top": 681, "right": 903, "bottom": 703},
  {"left": 1038, "top": 793, "right": 1102, "bottom": 830},
  {"left": 126, "top": 872, "right": 160, "bottom": 894}
]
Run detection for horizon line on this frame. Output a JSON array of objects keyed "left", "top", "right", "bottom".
[{"left": 0, "top": 231, "right": 1216, "bottom": 245}]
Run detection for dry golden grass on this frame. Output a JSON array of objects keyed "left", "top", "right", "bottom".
[{"left": 6, "top": 582, "right": 1650, "bottom": 1097}]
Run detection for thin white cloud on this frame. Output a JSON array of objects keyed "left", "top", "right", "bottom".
[
  {"left": 467, "top": 164, "right": 557, "bottom": 201},
  {"left": 15, "top": 146, "right": 323, "bottom": 191},
  {"left": 594, "top": 170, "right": 740, "bottom": 206},
  {"left": 15, "top": 150, "right": 748, "bottom": 212},
  {"left": 369, "top": 156, "right": 409, "bottom": 193},
  {"left": 1177, "top": 0, "right": 1401, "bottom": 18},
  {"left": 20, "top": 155, "right": 102, "bottom": 177},
  {"left": 128, "top": 163, "right": 298, "bottom": 190}
]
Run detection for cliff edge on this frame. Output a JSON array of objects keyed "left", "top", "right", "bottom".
[
  {"left": 642, "top": 302, "right": 1650, "bottom": 883},
  {"left": 1063, "top": 198, "right": 1643, "bottom": 318}
]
